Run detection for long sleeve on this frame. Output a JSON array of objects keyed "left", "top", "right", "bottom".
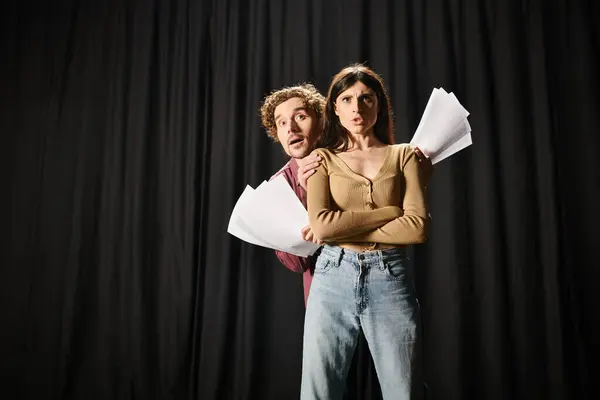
[
  {"left": 274, "top": 250, "right": 311, "bottom": 273},
  {"left": 267, "top": 160, "right": 315, "bottom": 273},
  {"left": 343, "top": 149, "right": 428, "bottom": 244},
  {"left": 307, "top": 152, "right": 403, "bottom": 242}
]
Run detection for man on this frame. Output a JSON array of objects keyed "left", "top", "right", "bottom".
[{"left": 259, "top": 83, "right": 325, "bottom": 306}]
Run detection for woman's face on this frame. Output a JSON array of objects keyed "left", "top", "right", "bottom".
[{"left": 334, "top": 80, "right": 379, "bottom": 136}]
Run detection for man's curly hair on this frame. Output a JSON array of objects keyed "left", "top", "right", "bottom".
[{"left": 259, "top": 83, "right": 326, "bottom": 142}]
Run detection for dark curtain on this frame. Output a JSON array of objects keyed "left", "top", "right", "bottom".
[{"left": 1, "top": 0, "right": 599, "bottom": 399}]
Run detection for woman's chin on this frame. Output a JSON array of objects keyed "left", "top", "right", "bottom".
[{"left": 346, "top": 126, "right": 370, "bottom": 136}]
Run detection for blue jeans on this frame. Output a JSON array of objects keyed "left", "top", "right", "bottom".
[{"left": 301, "top": 245, "right": 420, "bottom": 400}]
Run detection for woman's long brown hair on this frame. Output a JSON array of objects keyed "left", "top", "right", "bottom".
[{"left": 318, "top": 64, "right": 395, "bottom": 152}]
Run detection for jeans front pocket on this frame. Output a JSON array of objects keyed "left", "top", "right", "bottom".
[
  {"left": 314, "top": 255, "right": 336, "bottom": 274},
  {"left": 383, "top": 255, "right": 408, "bottom": 281}
]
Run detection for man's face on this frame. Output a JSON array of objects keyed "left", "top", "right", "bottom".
[{"left": 274, "top": 97, "right": 321, "bottom": 159}]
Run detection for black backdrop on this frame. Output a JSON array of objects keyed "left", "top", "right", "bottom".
[{"left": 1, "top": 0, "right": 599, "bottom": 399}]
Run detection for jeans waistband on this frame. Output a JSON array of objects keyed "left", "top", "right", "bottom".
[{"left": 320, "top": 244, "right": 407, "bottom": 264}]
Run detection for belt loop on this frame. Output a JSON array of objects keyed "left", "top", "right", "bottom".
[
  {"left": 337, "top": 247, "right": 345, "bottom": 266},
  {"left": 377, "top": 250, "right": 385, "bottom": 270}
]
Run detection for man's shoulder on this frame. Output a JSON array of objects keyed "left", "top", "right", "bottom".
[{"left": 270, "top": 159, "right": 296, "bottom": 182}]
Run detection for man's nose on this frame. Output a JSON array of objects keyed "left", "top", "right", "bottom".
[{"left": 288, "top": 119, "right": 300, "bottom": 132}]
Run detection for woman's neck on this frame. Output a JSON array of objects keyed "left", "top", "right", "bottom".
[{"left": 347, "top": 130, "right": 385, "bottom": 151}]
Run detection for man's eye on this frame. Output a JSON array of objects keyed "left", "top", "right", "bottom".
[
  {"left": 279, "top": 120, "right": 287, "bottom": 126},
  {"left": 296, "top": 114, "right": 306, "bottom": 120}
]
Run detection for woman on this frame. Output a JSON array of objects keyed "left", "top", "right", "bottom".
[{"left": 302, "top": 64, "right": 429, "bottom": 400}]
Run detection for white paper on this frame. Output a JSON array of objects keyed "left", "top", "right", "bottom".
[
  {"left": 432, "top": 132, "right": 472, "bottom": 164},
  {"left": 227, "top": 175, "right": 320, "bottom": 257},
  {"left": 227, "top": 185, "right": 275, "bottom": 248},
  {"left": 410, "top": 87, "right": 472, "bottom": 164}
]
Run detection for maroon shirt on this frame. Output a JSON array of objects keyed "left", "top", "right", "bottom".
[{"left": 270, "top": 158, "right": 316, "bottom": 306}]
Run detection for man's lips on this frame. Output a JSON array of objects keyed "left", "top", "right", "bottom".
[{"left": 288, "top": 136, "right": 306, "bottom": 146}]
